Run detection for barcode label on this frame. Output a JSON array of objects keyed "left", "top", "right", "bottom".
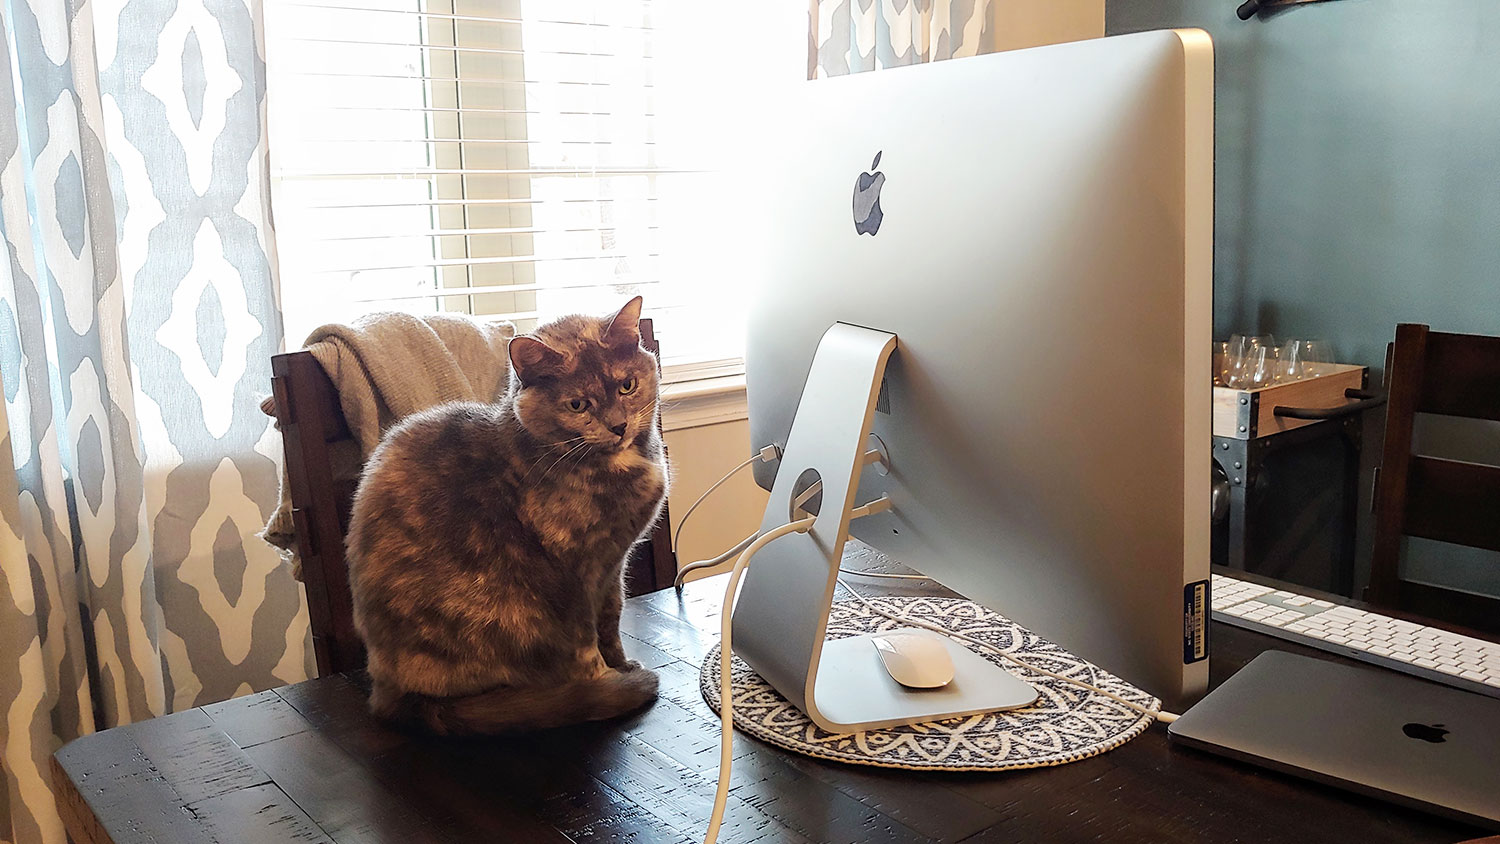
[{"left": 1183, "top": 579, "right": 1208, "bottom": 663}]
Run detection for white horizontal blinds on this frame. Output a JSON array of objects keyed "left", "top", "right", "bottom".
[
  {"left": 427, "top": 0, "right": 661, "bottom": 332},
  {"left": 267, "top": 0, "right": 735, "bottom": 367}
]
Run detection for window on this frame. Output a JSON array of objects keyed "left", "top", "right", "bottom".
[{"left": 265, "top": 0, "right": 799, "bottom": 380}]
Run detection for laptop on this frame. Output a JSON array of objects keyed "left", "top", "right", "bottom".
[{"left": 1168, "top": 650, "right": 1500, "bottom": 829}]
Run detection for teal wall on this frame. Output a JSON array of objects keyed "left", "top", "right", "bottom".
[
  {"left": 1109, "top": 0, "right": 1500, "bottom": 366},
  {"left": 1108, "top": 0, "right": 1500, "bottom": 597}
]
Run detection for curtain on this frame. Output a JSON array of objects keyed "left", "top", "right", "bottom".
[
  {"left": 808, "top": 0, "right": 994, "bottom": 78},
  {"left": 0, "top": 0, "right": 309, "bottom": 840}
]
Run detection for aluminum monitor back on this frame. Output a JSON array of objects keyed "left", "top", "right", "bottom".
[{"left": 741, "top": 29, "right": 1214, "bottom": 706}]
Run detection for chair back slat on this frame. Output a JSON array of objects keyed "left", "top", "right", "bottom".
[
  {"left": 1403, "top": 456, "right": 1500, "bottom": 553},
  {"left": 1396, "top": 580, "right": 1500, "bottom": 637},
  {"left": 1415, "top": 330, "right": 1500, "bottom": 420}
]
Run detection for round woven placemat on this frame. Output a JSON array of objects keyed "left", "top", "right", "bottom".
[{"left": 700, "top": 595, "right": 1160, "bottom": 771}]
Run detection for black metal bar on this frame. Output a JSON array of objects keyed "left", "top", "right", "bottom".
[
  {"left": 1337, "top": 370, "right": 1371, "bottom": 596},
  {"left": 1273, "top": 388, "right": 1387, "bottom": 421},
  {"left": 1239, "top": 0, "right": 1343, "bottom": 20}
]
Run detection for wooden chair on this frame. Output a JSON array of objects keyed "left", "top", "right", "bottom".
[
  {"left": 271, "top": 319, "right": 677, "bottom": 676},
  {"left": 1367, "top": 323, "right": 1500, "bottom": 635}
]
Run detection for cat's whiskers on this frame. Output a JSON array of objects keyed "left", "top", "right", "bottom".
[
  {"left": 531, "top": 440, "right": 578, "bottom": 464},
  {"left": 522, "top": 435, "right": 587, "bottom": 481},
  {"left": 629, "top": 405, "right": 657, "bottom": 429},
  {"left": 559, "top": 439, "right": 600, "bottom": 477},
  {"left": 536, "top": 439, "right": 591, "bottom": 483},
  {"left": 563, "top": 442, "right": 597, "bottom": 474}
]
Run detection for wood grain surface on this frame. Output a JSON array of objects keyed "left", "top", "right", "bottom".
[{"left": 54, "top": 544, "right": 1488, "bottom": 844}]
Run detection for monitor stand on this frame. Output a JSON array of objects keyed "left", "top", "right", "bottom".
[{"left": 731, "top": 322, "right": 1037, "bottom": 733}]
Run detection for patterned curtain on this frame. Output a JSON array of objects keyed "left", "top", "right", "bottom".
[
  {"left": 0, "top": 0, "right": 307, "bottom": 840},
  {"left": 808, "top": 0, "right": 994, "bottom": 78}
]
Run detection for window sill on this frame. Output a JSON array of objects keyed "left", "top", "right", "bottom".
[{"left": 661, "top": 375, "right": 748, "bottom": 432}]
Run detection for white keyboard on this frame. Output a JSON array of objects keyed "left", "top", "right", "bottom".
[{"left": 1211, "top": 573, "right": 1500, "bottom": 699}]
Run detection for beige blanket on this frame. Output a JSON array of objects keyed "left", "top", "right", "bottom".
[{"left": 260, "top": 311, "right": 515, "bottom": 575}]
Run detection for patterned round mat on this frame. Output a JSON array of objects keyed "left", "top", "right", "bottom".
[{"left": 700, "top": 595, "right": 1160, "bottom": 771}]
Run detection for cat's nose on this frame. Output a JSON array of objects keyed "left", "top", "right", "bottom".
[{"left": 609, "top": 422, "right": 627, "bottom": 438}]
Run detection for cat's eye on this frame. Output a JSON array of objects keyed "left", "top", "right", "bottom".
[
  {"left": 619, "top": 376, "right": 638, "bottom": 395},
  {"left": 567, "top": 398, "right": 591, "bottom": 412}
]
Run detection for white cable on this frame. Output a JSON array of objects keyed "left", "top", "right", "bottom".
[
  {"left": 833, "top": 577, "right": 1179, "bottom": 723},
  {"left": 795, "top": 481, "right": 927, "bottom": 582},
  {"left": 678, "top": 538, "right": 930, "bottom": 591},
  {"left": 680, "top": 447, "right": 879, "bottom": 588},
  {"left": 840, "top": 570, "right": 931, "bottom": 580},
  {"left": 675, "top": 472, "right": 822, "bottom": 591},
  {"left": 674, "top": 445, "right": 779, "bottom": 555},
  {"left": 704, "top": 515, "right": 817, "bottom": 844},
  {"left": 674, "top": 531, "right": 759, "bottom": 590}
]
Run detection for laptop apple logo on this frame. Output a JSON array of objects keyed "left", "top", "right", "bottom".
[
  {"left": 853, "top": 151, "right": 885, "bottom": 236},
  {"left": 1402, "top": 722, "right": 1449, "bottom": 743}
]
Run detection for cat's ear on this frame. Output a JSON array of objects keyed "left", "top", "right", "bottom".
[
  {"left": 602, "top": 296, "right": 643, "bottom": 350},
  {"left": 508, "top": 335, "right": 566, "bottom": 383}
]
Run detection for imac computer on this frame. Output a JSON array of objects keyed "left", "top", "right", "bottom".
[{"left": 733, "top": 28, "right": 1214, "bottom": 729}]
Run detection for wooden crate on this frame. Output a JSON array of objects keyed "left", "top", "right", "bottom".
[{"left": 1213, "top": 362, "right": 1367, "bottom": 440}]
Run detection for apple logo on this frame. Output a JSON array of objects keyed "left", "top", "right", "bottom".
[
  {"left": 1402, "top": 722, "right": 1449, "bottom": 743},
  {"left": 853, "top": 151, "right": 886, "bottom": 236}
]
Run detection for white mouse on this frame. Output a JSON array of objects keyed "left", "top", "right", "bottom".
[{"left": 871, "top": 631, "right": 955, "bottom": 688}]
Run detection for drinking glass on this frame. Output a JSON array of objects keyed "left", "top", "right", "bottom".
[
  {"left": 1275, "top": 340, "right": 1305, "bottom": 382},
  {"left": 1213, "top": 341, "right": 1230, "bottom": 386},
  {"left": 1226, "top": 334, "right": 1277, "bottom": 388},
  {"left": 1296, "top": 339, "right": 1333, "bottom": 378},
  {"left": 1245, "top": 341, "right": 1279, "bottom": 388},
  {"left": 1225, "top": 334, "right": 1251, "bottom": 387}
]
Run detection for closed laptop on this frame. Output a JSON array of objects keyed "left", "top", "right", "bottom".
[{"left": 1168, "top": 650, "right": 1500, "bottom": 829}]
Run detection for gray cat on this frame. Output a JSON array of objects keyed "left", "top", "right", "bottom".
[{"left": 346, "top": 297, "right": 668, "bottom": 734}]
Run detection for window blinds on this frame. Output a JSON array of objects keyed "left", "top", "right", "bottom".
[{"left": 266, "top": 0, "right": 744, "bottom": 373}]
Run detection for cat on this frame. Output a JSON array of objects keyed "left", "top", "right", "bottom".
[{"left": 346, "top": 297, "right": 668, "bottom": 734}]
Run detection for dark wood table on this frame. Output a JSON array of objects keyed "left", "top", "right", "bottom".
[{"left": 54, "top": 549, "right": 1490, "bottom": 844}]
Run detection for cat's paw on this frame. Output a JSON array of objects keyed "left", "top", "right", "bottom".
[{"left": 619, "top": 658, "right": 646, "bottom": 673}]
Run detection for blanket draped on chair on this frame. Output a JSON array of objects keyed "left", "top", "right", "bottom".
[{"left": 260, "top": 312, "right": 515, "bottom": 569}]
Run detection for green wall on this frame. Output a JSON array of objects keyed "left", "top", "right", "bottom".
[{"left": 1108, "top": 0, "right": 1500, "bottom": 597}]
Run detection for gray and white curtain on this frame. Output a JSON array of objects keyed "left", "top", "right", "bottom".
[
  {"left": 0, "top": 0, "right": 308, "bottom": 840},
  {"left": 809, "top": 0, "right": 994, "bottom": 78}
]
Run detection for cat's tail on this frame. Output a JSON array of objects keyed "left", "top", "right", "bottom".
[{"left": 370, "top": 666, "right": 659, "bottom": 735}]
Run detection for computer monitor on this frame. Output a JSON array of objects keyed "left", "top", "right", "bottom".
[{"left": 733, "top": 29, "right": 1214, "bottom": 722}]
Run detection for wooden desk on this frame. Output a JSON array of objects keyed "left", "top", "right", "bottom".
[{"left": 54, "top": 547, "right": 1488, "bottom": 844}]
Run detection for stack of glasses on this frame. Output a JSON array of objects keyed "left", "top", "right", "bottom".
[{"left": 1214, "top": 335, "right": 1334, "bottom": 389}]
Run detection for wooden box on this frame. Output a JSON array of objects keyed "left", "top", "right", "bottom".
[{"left": 1212, "top": 363, "right": 1368, "bottom": 440}]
